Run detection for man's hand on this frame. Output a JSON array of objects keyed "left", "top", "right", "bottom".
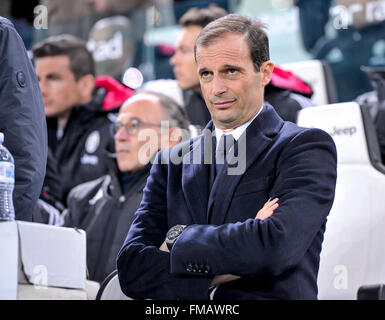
[
  {"left": 160, "top": 199, "right": 280, "bottom": 287},
  {"left": 159, "top": 241, "right": 170, "bottom": 252},
  {"left": 255, "top": 197, "right": 279, "bottom": 220},
  {"left": 210, "top": 274, "right": 241, "bottom": 287},
  {"left": 210, "top": 197, "right": 280, "bottom": 288}
]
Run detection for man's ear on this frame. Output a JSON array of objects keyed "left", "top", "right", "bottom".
[
  {"left": 77, "top": 74, "right": 95, "bottom": 104},
  {"left": 260, "top": 60, "right": 274, "bottom": 87}
]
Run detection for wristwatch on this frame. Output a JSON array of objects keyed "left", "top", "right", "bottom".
[{"left": 166, "top": 224, "right": 187, "bottom": 251}]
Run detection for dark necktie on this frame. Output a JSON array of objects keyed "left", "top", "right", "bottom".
[{"left": 215, "top": 134, "right": 235, "bottom": 176}]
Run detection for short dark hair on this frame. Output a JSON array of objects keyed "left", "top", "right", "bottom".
[
  {"left": 179, "top": 4, "right": 227, "bottom": 28},
  {"left": 32, "top": 34, "right": 95, "bottom": 80},
  {"left": 194, "top": 14, "right": 270, "bottom": 72}
]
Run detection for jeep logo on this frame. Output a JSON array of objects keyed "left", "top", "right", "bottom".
[{"left": 330, "top": 126, "right": 357, "bottom": 137}]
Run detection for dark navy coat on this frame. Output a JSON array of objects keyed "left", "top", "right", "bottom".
[
  {"left": 117, "top": 104, "right": 337, "bottom": 299},
  {"left": 64, "top": 159, "right": 151, "bottom": 283},
  {"left": 0, "top": 17, "right": 47, "bottom": 221}
]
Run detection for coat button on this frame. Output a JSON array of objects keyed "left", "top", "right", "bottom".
[{"left": 16, "top": 71, "right": 26, "bottom": 87}]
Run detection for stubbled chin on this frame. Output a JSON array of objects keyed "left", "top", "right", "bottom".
[
  {"left": 213, "top": 109, "right": 235, "bottom": 120},
  {"left": 117, "top": 159, "right": 133, "bottom": 172},
  {"left": 44, "top": 110, "right": 58, "bottom": 117},
  {"left": 213, "top": 117, "right": 239, "bottom": 129},
  {"left": 44, "top": 107, "right": 71, "bottom": 118}
]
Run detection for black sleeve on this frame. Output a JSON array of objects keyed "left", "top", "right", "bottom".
[
  {"left": 39, "top": 148, "right": 64, "bottom": 209},
  {"left": 0, "top": 17, "right": 47, "bottom": 221},
  {"left": 265, "top": 88, "right": 301, "bottom": 123},
  {"left": 375, "top": 107, "right": 385, "bottom": 163},
  {"left": 296, "top": 0, "right": 332, "bottom": 52}
]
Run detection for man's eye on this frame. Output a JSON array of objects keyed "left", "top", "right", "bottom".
[
  {"left": 47, "top": 75, "right": 60, "bottom": 81},
  {"left": 129, "top": 122, "right": 138, "bottom": 131},
  {"left": 200, "top": 71, "right": 211, "bottom": 78},
  {"left": 228, "top": 69, "right": 238, "bottom": 75},
  {"left": 180, "top": 47, "right": 192, "bottom": 54}
]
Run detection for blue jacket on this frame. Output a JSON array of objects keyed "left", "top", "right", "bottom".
[
  {"left": 0, "top": 17, "right": 47, "bottom": 221},
  {"left": 117, "top": 104, "right": 337, "bottom": 300}
]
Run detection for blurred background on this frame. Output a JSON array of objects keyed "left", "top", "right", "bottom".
[
  {"left": 2, "top": 0, "right": 385, "bottom": 300},
  {"left": 1, "top": 0, "right": 385, "bottom": 103}
]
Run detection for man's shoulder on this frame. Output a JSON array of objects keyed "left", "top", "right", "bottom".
[
  {"left": 162, "top": 135, "right": 201, "bottom": 152},
  {"left": 278, "top": 121, "right": 336, "bottom": 153},
  {"left": 69, "top": 105, "right": 114, "bottom": 133},
  {"left": 0, "top": 17, "right": 24, "bottom": 62},
  {"left": 0, "top": 17, "right": 22, "bottom": 50},
  {"left": 0, "top": 17, "right": 14, "bottom": 32},
  {"left": 67, "top": 174, "right": 111, "bottom": 204},
  {"left": 283, "top": 120, "right": 333, "bottom": 139},
  {"left": 75, "top": 102, "right": 116, "bottom": 120},
  {"left": 154, "top": 135, "right": 202, "bottom": 165},
  {"left": 257, "top": 104, "right": 331, "bottom": 143}
]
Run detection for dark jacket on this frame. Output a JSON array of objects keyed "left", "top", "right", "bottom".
[
  {"left": 34, "top": 76, "right": 134, "bottom": 222},
  {"left": 266, "top": 65, "right": 313, "bottom": 123},
  {"left": 64, "top": 158, "right": 151, "bottom": 283},
  {"left": 356, "top": 66, "right": 385, "bottom": 163},
  {"left": 117, "top": 104, "right": 337, "bottom": 300},
  {"left": 182, "top": 89, "right": 212, "bottom": 130},
  {"left": 296, "top": 0, "right": 385, "bottom": 101},
  {"left": 46, "top": 98, "right": 117, "bottom": 206},
  {"left": 0, "top": 17, "right": 47, "bottom": 221}
]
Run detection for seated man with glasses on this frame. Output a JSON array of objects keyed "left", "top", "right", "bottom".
[{"left": 62, "top": 91, "right": 190, "bottom": 283}]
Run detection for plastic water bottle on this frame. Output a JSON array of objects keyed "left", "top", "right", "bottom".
[{"left": 0, "top": 132, "right": 15, "bottom": 221}]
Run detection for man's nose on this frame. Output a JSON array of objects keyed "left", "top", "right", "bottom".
[
  {"left": 115, "top": 126, "right": 129, "bottom": 141},
  {"left": 170, "top": 52, "right": 179, "bottom": 66},
  {"left": 38, "top": 79, "right": 48, "bottom": 96},
  {"left": 212, "top": 76, "right": 227, "bottom": 96}
]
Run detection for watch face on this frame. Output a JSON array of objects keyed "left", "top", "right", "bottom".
[
  {"left": 167, "top": 229, "right": 180, "bottom": 241},
  {"left": 167, "top": 225, "right": 186, "bottom": 241}
]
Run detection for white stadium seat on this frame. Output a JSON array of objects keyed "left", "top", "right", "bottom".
[
  {"left": 96, "top": 270, "right": 131, "bottom": 300},
  {"left": 297, "top": 102, "right": 385, "bottom": 299},
  {"left": 0, "top": 221, "right": 98, "bottom": 300},
  {"left": 282, "top": 59, "right": 339, "bottom": 106}
]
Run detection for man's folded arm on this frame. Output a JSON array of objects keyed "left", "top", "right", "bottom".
[
  {"left": 170, "top": 128, "right": 337, "bottom": 278},
  {"left": 116, "top": 152, "right": 212, "bottom": 300}
]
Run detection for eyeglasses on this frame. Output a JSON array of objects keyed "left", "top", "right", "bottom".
[{"left": 110, "top": 117, "right": 161, "bottom": 137}]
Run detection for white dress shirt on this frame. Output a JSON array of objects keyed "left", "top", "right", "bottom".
[{"left": 214, "top": 105, "right": 264, "bottom": 150}]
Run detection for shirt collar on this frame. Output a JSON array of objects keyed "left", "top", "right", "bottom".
[{"left": 214, "top": 105, "right": 264, "bottom": 148}]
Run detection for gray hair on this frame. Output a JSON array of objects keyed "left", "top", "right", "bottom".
[{"left": 140, "top": 91, "right": 191, "bottom": 140}]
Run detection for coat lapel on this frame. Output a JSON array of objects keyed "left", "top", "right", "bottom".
[
  {"left": 208, "top": 104, "right": 284, "bottom": 225},
  {"left": 206, "top": 134, "right": 218, "bottom": 222},
  {"left": 181, "top": 125, "right": 215, "bottom": 224}
]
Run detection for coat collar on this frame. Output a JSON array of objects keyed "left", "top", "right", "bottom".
[
  {"left": 181, "top": 127, "right": 214, "bottom": 224},
  {"left": 210, "top": 104, "right": 284, "bottom": 224},
  {"left": 181, "top": 104, "right": 284, "bottom": 225}
]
